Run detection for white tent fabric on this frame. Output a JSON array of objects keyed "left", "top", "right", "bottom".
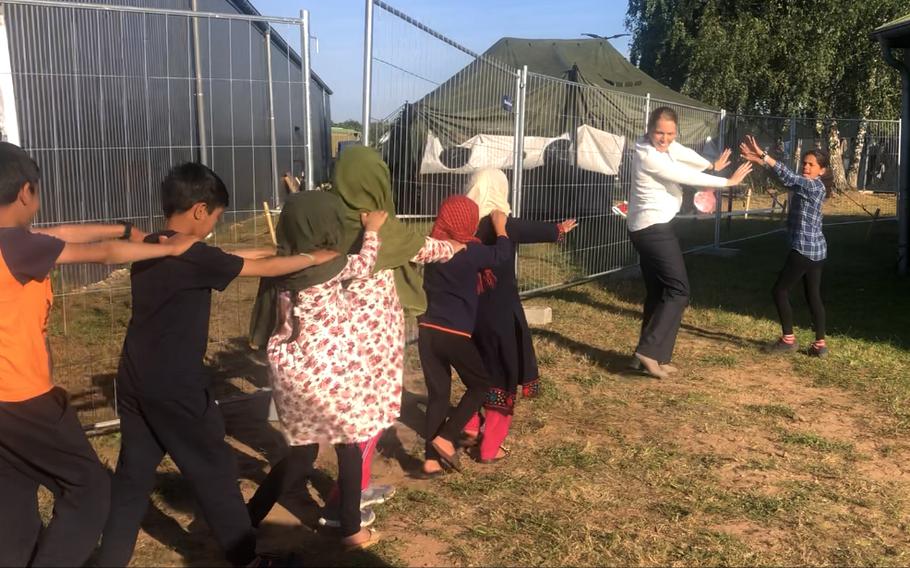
[{"left": 419, "top": 126, "right": 625, "bottom": 176}]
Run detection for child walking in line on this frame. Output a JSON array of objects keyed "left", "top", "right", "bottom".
[
  {"left": 461, "top": 168, "right": 578, "bottom": 463},
  {"left": 320, "top": 146, "right": 460, "bottom": 525},
  {"left": 0, "top": 142, "right": 198, "bottom": 568},
  {"left": 96, "top": 164, "right": 340, "bottom": 568},
  {"left": 418, "top": 195, "right": 511, "bottom": 477},
  {"left": 740, "top": 135, "right": 831, "bottom": 357},
  {"left": 246, "top": 191, "right": 388, "bottom": 551}
]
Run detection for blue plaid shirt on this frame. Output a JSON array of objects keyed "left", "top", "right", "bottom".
[{"left": 773, "top": 162, "right": 827, "bottom": 261}]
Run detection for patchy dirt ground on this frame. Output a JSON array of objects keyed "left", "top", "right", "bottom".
[{"left": 36, "top": 222, "right": 910, "bottom": 566}]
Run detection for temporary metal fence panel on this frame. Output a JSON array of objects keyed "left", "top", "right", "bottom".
[
  {"left": 515, "top": 72, "right": 645, "bottom": 294},
  {"left": 719, "top": 115, "right": 900, "bottom": 245},
  {"left": 0, "top": 0, "right": 319, "bottom": 425},
  {"left": 368, "top": 1, "right": 521, "bottom": 225}
]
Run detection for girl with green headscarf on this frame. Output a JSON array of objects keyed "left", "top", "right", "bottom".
[
  {"left": 246, "top": 191, "right": 387, "bottom": 550},
  {"left": 329, "top": 146, "right": 462, "bottom": 498}
]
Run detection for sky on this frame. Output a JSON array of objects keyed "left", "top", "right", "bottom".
[{"left": 253, "top": 0, "right": 631, "bottom": 121}]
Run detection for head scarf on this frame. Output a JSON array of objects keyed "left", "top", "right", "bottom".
[
  {"left": 465, "top": 168, "right": 512, "bottom": 217},
  {"left": 248, "top": 191, "right": 347, "bottom": 348},
  {"left": 330, "top": 146, "right": 428, "bottom": 316},
  {"left": 430, "top": 195, "right": 496, "bottom": 293}
]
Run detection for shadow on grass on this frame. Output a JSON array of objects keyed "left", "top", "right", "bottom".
[{"left": 593, "top": 220, "right": 909, "bottom": 351}]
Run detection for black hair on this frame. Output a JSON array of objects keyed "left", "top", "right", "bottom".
[
  {"left": 802, "top": 149, "right": 833, "bottom": 198},
  {"left": 161, "top": 163, "right": 230, "bottom": 217},
  {"left": 0, "top": 142, "right": 40, "bottom": 205},
  {"left": 647, "top": 106, "right": 679, "bottom": 133}
]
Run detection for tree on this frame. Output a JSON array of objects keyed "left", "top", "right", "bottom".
[
  {"left": 626, "top": 0, "right": 905, "bottom": 192},
  {"left": 333, "top": 120, "right": 363, "bottom": 132}
]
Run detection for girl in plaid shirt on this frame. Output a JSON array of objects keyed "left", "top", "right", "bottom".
[{"left": 741, "top": 135, "right": 831, "bottom": 357}]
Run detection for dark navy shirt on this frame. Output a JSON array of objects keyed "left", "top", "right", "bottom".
[
  {"left": 119, "top": 231, "right": 244, "bottom": 397},
  {"left": 419, "top": 236, "right": 511, "bottom": 336}
]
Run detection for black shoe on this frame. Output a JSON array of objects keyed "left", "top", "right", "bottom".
[
  {"left": 766, "top": 338, "right": 798, "bottom": 353},
  {"left": 807, "top": 343, "right": 829, "bottom": 358}
]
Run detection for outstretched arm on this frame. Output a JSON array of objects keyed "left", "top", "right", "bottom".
[
  {"left": 55, "top": 233, "right": 198, "bottom": 265},
  {"left": 33, "top": 222, "right": 148, "bottom": 243}
]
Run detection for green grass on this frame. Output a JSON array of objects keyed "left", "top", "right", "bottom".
[{"left": 64, "top": 220, "right": 910, "bottom": 567}]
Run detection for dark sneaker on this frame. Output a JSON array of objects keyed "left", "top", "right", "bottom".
[
  {"left": 318, "top": 506, "right": 376, "bottom": 529},
  {"left": 766, "top": 338, "right": 798, "bottom": 353},
  {"left": 361, "top": 484, "right": 396, "bottom": 508},
  {"left": 807, "top": 343, "right": 829, "bottom": 358}
]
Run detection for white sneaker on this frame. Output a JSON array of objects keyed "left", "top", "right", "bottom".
[
  {"left": 318, "top": 506, "right": 376, "bottom": 529},
  {"left": 360, "top": 484, "right": 396, "bottom": 508}
]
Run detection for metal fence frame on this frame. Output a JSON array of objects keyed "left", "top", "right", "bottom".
[
  {"left": 363, "top": 0, "right": 901, "bottom": 298},
  {"left": 0, "top": 0, "right": 321, "bottom": 428}
]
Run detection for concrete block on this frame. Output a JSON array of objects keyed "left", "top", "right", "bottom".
[{"left": 523, "top": 305, "right": 552, "bottom": 326}]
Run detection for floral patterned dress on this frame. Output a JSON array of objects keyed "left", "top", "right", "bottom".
[
  {"left": 267, "top": 231, "right": 385, "bottom": 445},
  {"left": 343, "top": 238, "right": 454, "bottom": 427}
]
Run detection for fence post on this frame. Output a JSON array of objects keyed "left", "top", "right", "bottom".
[
  {"left": 265, "top": 28, "right": 280, "bottom": 206},
  {"left": 644, "top": 93, "right": 651, "bottom": 127},
  {"left": 713, "top": 109, "right": 726, "bottom": 248},
  {"left": 789, "top": 114, "right": 797, "bottom": 169},
  {"left": 511, "top": 67, "right": 526, "bottom": 279},
  {"left": 301, "top": 9, "right": 314, "bottom": 190},
  {"left": 190, "top": 0, "right": 209, "bottom": 165},
  {"left": 361, "top": 0, "right": 374, "bottom": 147}
]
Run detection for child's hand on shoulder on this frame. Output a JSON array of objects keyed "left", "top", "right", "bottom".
[
  {"left": 158, "top": 232, "right": 199, "bottom": 256},
  {"left": 446, "top": 239, "right": 467, "bottom": 254},
  {"left": 128, "top": 226, "right": 149, "bottom": 243},
  {"left": 360, "top": 211, "right": 388, "bottom": 232},
  {"left": 490, "top": 210, "right": 508, "bottom": 235},
  {"left": 309, "top": 249, "right": 341, "bottom": 264}
]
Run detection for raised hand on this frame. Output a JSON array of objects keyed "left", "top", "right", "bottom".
[
  {"left": 726, "top": 162, "right": 753, "bottom": 186},
  {"left": 557, "top": 218, "right": 578, "bottom": 234},
  {"left": 713, "top": 148, "right": 732, "bottom": 172}
]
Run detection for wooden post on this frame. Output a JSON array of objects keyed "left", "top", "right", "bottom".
[
  {"left": 744, "top": 186, "right": 753, "bottom": 219},
  {"left": 263, "top": 201, "right": 278, "bottom": 246}
]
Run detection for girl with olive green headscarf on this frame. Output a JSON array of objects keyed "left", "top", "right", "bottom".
[
  {"left": 329, "top": 146, "right": 459, "bottom": 495},
  {"left": 246, "top": 191, "right": 387, "bottom": 549}
]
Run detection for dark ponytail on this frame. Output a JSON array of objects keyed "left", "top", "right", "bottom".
[{"left": 803, "top": 149, "right": 833, "bottom": 198}]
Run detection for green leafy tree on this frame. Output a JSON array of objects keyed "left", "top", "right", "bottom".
[
  {"left": 626, "top": 0, "right": 905, "bottom": 191},
  {"left": 333, "top": 120, "right": 363, "bottom": 132}
]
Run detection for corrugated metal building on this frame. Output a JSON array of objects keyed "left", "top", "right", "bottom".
[{"left": 0, "top": 0, "right": 332, "bottom": 233}]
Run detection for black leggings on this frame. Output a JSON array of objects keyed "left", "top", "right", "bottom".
[
  {"left": 246, "top": 443, "right": 363, "bottom": 537},
  {"left": 773, "top": 249, "right": 826, "bottom": 340},
  {"left": 418, "top": 326, "right": 494, "bottom": 461}
]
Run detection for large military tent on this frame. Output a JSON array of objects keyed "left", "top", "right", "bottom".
[{"left": 380, "top": 37, "right": 722, "bottom": 217}]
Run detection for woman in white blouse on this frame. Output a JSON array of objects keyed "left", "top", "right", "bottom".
[{"left": 628, "top": 106, "right": 752, "bottom": 379}]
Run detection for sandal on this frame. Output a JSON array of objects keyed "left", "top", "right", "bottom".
[
  {"left": 411, "top": 468, "right": 445, "bottom": 480},
  {"left": 343, "top": 528, "right": 381, "bottom": 552},
  {"left": 479, "top": 445, "right": 510, "bottom": 464},
  {"left": 431, "top": 439, "right": 463, "bottom": 472}
]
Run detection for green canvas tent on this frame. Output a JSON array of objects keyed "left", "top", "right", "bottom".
[{"left": 381, "top": 38, "right": 722, "bottom": 216}]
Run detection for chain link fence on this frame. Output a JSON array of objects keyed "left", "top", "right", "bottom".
[{"left": 0, "top": 0, "right": 323, "bottom": 426}]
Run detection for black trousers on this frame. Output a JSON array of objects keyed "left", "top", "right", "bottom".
[
  {"left": 773, "top": 249, "right": 826, "bottom": 339},
  {"left": 246, "top": 442, "right": 362, "bottom": 537},
  {"left": 0, "top": 387, "right": 110, "bottom": 568},
  {"left": 629, "top": 223, "right": 690, "bottom": 363},
  {"left": 96, "top": 388, "right": 256, "bottom": 567},
  {"left": 418, "top": 326, "right": 494, "bottom": 460}
]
